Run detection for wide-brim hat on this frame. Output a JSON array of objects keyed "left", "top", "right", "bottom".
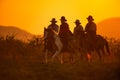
[
  {"left": 60, "top": 16, "right": 67, "bottom": 21},
  {"left": 50, "top": 18, "right": 57, "bottom": 23},
  {"left": 87, "top": 15, "right": 94, "bottom": 20},
  {"left": 74, "top": 20, "right": 81, "bottom": 24}
]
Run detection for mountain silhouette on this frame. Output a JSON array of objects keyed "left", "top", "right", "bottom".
[
  {"left": 97, "top": 17, "right": 120, "bottom": 39},
  {"left": 0, "top": 26, "right": 34, "bottom": 42}
]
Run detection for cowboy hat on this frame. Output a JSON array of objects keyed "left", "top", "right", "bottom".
[
  {"left": 50, "top": 18, "right": 57, "bottom": 23},
  {"left": 74, "top": 19, "right": 81, "bottom": 24},
  {"left": 87, "top": 15, "right": 94, "bottom": 20},
  {"left": 60, "top": 16, "right": 67, "bottom": 21}
]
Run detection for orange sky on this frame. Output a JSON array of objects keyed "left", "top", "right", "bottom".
[{"left": 0, "top": 0, "right": 120, "bottom": 37}]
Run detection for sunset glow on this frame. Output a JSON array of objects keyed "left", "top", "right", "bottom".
[{"left": 0, "top": 0, "right": 120, "bottom": 38}]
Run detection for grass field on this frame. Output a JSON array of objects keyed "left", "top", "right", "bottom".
[
  {"left": 0, "top": 57, "right": 120, "bottom": 80},
  {"left": 0, "top": 36, "right": 120, "bottom": 80}
]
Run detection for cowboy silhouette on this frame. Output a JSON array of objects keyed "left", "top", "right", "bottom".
[
  {"left": 59, "top": 16, "right": 73, "bottom": 51},
  {"left": 85, "top": 15, "right": 97, "bottom": 40},
  {"left": 47, "top": 18, "right": 59, "bottom": 33},
  {"left": 73, "top": 19, "right": 84, "bottom": 47},
  {"left": 73, "top": 19, "right": 84, "bottom": 39},
  {"left": 47, "top": 18, "right": 59, "bottom": 51},
  {"left": 84, "top": 15, "right": 97, "bottom": 48}
]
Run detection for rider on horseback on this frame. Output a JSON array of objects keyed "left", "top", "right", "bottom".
[
  {"left": 59, "top": 16, "right": 73, "bottom": 51},
  {"left": 47, "top": 18, "right": 59, "bottom": 51},
  {"left": 85, "top": 15, "right": 97, "bottom": 43},
  {"left": 73, "top": 19, "right": 84, "bottom": 47}
]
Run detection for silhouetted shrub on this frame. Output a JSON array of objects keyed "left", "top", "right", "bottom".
[{"left": 28, "top": 35, "right": 44, "bottom": 47}]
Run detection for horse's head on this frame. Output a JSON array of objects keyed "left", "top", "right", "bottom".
[{"left": 44, "top": 27, "right": 48, "bottom": 39}]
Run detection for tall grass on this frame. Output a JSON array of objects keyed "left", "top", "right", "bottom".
[{"left": 0, "top": 35, "right": 120, "bottom": 80}]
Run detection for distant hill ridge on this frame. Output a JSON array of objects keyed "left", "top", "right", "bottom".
[
  {"left": 97, "top": 17, "right": 120, "bottom": 39},
  {"left": 0, "top": 26, "right": 34, "bottom": 42}
]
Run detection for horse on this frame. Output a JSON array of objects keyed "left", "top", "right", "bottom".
[
  {"left": 44, "top": 27, "right": 80, "bottom": 64},
  {"left": 44, "top": 27, "right": 62, "bottom": 63},
  {"left": 76, "top": 33, "right": 111, "bottom": 62}
]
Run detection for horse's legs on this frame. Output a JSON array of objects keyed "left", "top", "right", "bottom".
[
  {"left": 52, "top": 37, "right": 63, "bottom": 63},
  {"left": 97, "top": 49, "right": 102, "bottom": 61},
  {"left": 51, "top": 51, "right": 58, "bottom": 63},
  {"left": 87, "top": 52, "right": 92, "bottom": 63},
  {"left": 101, "top": 47, "right": 105, "bottom": 62},
  {"left": 51, "top": 47, "right": 62, "bottom": 63},
  {"left": 52, "top": 51, "right": 59, "bottom": 59},
  {"left": 104, "top": 39, "right": 111, "bottom": 56},
  {"left": 69, "top": 53, "right": 74, "bottom": 63},
  {"left": 45, "top": 50, "right": 48, "bottom": 63},
  {"left": 80, "top": 49, "right": 87, "bottom": 61},
  {"left": 60, "top": 54, "right": 63, "bottom": 64}
]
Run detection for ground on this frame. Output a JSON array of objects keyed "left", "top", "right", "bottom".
[
  {"left": 0, "top": 37, "right": 120, "bottom": 80},
  {"left": 0, "top": 54, "right": 120, "bottom": 80}
]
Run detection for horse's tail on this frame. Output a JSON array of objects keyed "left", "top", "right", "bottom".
[{"left": 104, "top": 39, "right": 111, "bottom": 55}]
